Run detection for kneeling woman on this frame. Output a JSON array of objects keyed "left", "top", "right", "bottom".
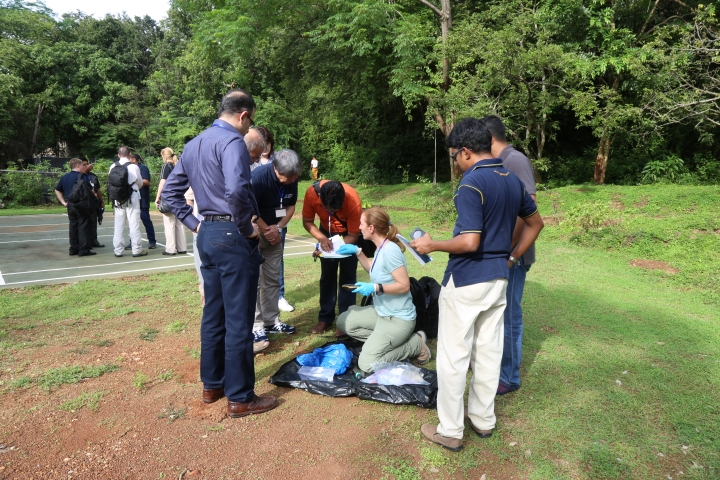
[{"left": 336, "top": 207, "right": 431, "bottom": 373}]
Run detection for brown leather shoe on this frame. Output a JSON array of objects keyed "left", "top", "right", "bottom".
[
  {"left": 203, "top": 388, "right": 225, "bottom": 404},
  {"left": 421, "top": 423, "right": 463, "bottom": 452},
  {"left": 469, "top": 422, "right": 494, "bottom": 438},
  {"left": 311, "top": 322, "right": 329, "bottom": 334},
  {"left": 227, "top": 395, "right": 278, "bottom": 418}
]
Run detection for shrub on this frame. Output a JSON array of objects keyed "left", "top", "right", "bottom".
[
  {"left": 641, "top": 155, "right": 686, "bottom": 184},
  {"left": 0, "top": 160, "right": 61, "bottom": 207}
]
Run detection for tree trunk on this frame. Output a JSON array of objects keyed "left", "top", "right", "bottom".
[
  {"left": 30, "top": 103, "right": 44, "bottom": 158},
  {"left": 593, "top": 134, "right": 611, "bottom": 184},
  {"left": 435, "top": 110, "right": 455, "bottom": 183}
]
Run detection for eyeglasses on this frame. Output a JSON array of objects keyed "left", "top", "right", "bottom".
[
  {"left": 240, "top": 111, "right": 255, "bottom": 127},
  {"left": 450, "top": 148, "right": 465, "bottom": 160}
]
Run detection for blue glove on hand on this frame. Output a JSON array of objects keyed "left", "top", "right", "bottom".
[
  {"left": 352, "top": 282, "right": 375, "bottom": 296},
  {"left": 336, "top": 244, "right": 360, "bottom": 255}
]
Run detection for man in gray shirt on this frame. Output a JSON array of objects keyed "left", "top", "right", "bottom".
[{"left": 484, "top": 115, "right": 537, "bottom": 395}]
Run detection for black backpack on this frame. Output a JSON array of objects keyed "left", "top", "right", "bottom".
[
  {"left": 360, "top": 276, "right": 441, "bottom": 339},
  {"left": 67, "top": 175, "right": 95, "bottom": 216},
  {"left": 107, "top": 161, "right": 131, "bottom": 205},
  {"left": 410, "top": 276, "right": 441, "bottom": 339}
]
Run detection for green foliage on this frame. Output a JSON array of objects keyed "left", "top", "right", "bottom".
[
  {"left": 132, "top": 371, "right": 148, "bottom": 390},
  {"left": 381, "top": 459, "right": 421, "bottom": 480},
  {"left": 166, "top": 321, "right": 187, "bottom": 334},
  {"left": 36, "top": 364, "right": 120, "bottom": 391},
  {"left": 157, "top": 370, "right": 176, "bottom": 381},
  {"left": 420, "top": 185, "right": 457, "bottom": 225},
  {"left": 641, "top": 155, "right": 686, "bottom": 184},
  {"left": 139, "top": 327, "right": 159, "bottom": 342},
  {"left": 58, "top": 390, "right": 107, "bottom": 412},
  {"left": 0, "top": 161, "right": 60, "bottom": 207},
  {"left": 562, "top": 201, "right": 616, "bottom": 231}
]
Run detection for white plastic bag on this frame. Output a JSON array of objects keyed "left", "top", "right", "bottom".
[
  {"left": 297, "top": 366, "right": 335, "bottom": 382},
  {"left": 361, "top": 361, "right": 430, "bottom": 386}
]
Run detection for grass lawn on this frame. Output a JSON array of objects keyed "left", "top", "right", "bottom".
[{"left": 0, "top": 182, "right": 718, "bottom": 478}]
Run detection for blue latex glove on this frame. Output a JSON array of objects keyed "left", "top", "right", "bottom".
[
  {"left": 352, "top": 282, "right": 375, "bottom": 296},
  {"left": 336, "top": 244, "right": 359, "bottom": 255}
]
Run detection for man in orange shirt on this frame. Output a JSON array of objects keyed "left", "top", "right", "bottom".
[{"left": 302, "top": 180, "right": 363, "bottom": 334}]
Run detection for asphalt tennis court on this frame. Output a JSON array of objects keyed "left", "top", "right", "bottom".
[{"left": 0, "top": 212, "right": 317, "bottom": 288}]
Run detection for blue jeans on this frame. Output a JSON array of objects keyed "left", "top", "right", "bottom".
[
  {"left": 499, "top": 259, "right": 531, "bottom": 388},
  {"left": 318, "top": 255, "right": 358, "bottom": 325},
  {"left": 197, "top": 221, "right": 261, "bottom": 403},
  {"left": 140, "top": 207, "right": 156, "bottom": 245},
  {"left": 279, "top": 227, "right": 287, "bottom": 299}
]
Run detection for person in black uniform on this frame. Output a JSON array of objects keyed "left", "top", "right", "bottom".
[
  {"left": 85, "top": 162, "right": 105, "bottom": 248},
  {"left": 54, "top": 158, "right": 96, "bottom": 256}
]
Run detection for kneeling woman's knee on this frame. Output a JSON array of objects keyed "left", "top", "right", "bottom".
[{"left": 358, "top": 351, "right": 376, "bottom": 373}]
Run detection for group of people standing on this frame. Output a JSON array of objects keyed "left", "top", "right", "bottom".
[{"left": 159, "top": 87, "right": 544, "bottom": 451}]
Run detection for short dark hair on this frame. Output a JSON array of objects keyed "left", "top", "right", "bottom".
[
  {"left": 118, "top": 146, "right": 130, "bottom": 157},
  {"left": 446, "top": 118, "right": 492, "bottom": 155},
  {"left": 319, "top": 180, "right": 345, "bottom": 211},
  {"left": 128, "top": 152, "right": 137, "bottom": 160},
  {"left": 482, "top": 115, "right": 507, "bottom": 142},
  {"left": 218, "top": 89, "right": 256, "bottom": 117}
]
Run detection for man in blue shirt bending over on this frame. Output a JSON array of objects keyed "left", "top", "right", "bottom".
[
  {"left": 162, "top": 89, "right": 277, "bottom": 418},
  {"left": 411, "top": 117, "right": 544, "bottom": 452},
  {"left": 250, "top": 149, "right": 301, "bottom": 353}
]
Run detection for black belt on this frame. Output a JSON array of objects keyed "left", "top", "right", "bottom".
[{"left": 205, "top": 215, "right": 233, "bottom": 222}]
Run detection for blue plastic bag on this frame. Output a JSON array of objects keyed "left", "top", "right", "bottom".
[{"left": 296, "top": 344, "right": 353, "bottom": 375}]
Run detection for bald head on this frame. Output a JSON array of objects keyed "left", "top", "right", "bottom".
[
  {"left": 244, "top": 128, "right": 266, "bottom": 165},
  {"left": 118, "top": 146, "right": 130, "bottom": 158}
]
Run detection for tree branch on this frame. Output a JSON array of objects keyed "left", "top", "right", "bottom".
[{"left": 418, "top": 0, "right": 443, "bottom": 18}]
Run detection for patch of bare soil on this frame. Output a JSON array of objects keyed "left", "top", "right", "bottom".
[
  {"left": 629, "top": 259, "right": 679, "bottom": 274},
  {"left": 542, "top": 216, "right": 560, "bottom": 226},
  {"left": 633, "top": 197, "right": 648, "bottom": 208},
  {"left": 0, "top": 303, "right": 514, "bottom": 479}
]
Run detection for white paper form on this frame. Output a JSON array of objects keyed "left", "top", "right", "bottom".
[{"left": 319, "top": 235, "right": 351, "bottom": 258}]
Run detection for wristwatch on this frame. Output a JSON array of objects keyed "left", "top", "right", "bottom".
[
  {"left": 376, "top": 284, "right": 384, "bottom": 296},
  {"left": 509, "top": 255, "right": 518, "bottom": 264}
]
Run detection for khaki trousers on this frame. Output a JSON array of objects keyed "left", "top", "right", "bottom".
[
  {"left": 436, "top": 275, "right": 508, "bottom": 438},
  {"left": 337, "top": 305, "right": 420, "bottom": 372},
  {"left": 162, "top": 212, "right": 187, "bottom": 254},
  {"left": 254, "top": 233, "right": 283, "bottom": 331}
]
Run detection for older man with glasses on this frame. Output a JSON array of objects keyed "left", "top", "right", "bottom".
[{"left": 250, "top": 149, "right": 302, "bottom": 352}]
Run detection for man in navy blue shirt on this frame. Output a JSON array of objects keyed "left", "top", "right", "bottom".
[
  {"left": 162, "top": 89, "right": 277, "bottom": 418},
  {"left": 411, "top": 117, "right": 543, "bottom": 452},
  {"left": 250, "top": 150, "right": 302, "bottom": 352},
  {"left": 54, "top": 158, "right": 96, "bottom": 257}
]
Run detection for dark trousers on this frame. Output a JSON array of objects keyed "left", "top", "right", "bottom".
[
  {"left": 198, "top": 221, "right": 261, "bottom": 403},
  {"left": 67, "top": 204, "right": 92, "bottom": 254},
  {"left": 89, "top": 208, "right": 98, "bottom": 244},
  {"left": 140, "top": 207, "right": 156, "bottom": 244},
  {"left": 318, "top": 255, "right": 358, "bottom": 325}
]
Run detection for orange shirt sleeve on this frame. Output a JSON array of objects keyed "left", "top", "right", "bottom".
[
  {"left": 302, "top": 185, "right": 319, "bottom": 220},
  {"left": 341, "top": 185, "right": 362, "bottom": 234}
]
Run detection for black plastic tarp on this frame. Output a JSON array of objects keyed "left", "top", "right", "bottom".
[{"left": 269, "top": 339, "right": 438, "bottom": 408}]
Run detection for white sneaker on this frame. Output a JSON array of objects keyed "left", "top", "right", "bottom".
[{"left": 278, "top": 297, "right": 295, "bottom": 312}]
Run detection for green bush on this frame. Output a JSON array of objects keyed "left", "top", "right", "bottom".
[
  {"left": 641, "top": 155, "right": 686, "bottom": 184},
  {"left": 0, "top": 160, "right": 61, "bottom": 207}
]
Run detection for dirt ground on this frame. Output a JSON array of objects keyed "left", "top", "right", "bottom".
[{"left": 0, "top": 299, "right": 513, "bottom": 479}]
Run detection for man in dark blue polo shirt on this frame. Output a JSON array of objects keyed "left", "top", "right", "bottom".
[
  {"left": 54, "top": 158, "right": 96, "bottom": 257},
  {"left": 125, "top": 153, "right": 156, "bottom": 249},
  {"left": 161, "top": 89, "right": 277, "bottom": 418},
  {"left": 411, "top": 117, "right": 543, "bottom": 452},
  {"left": 250, "top": 150, "right": 302, "bottom": 352}
]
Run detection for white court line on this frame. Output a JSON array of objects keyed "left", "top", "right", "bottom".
[
  {"left": 0, "top": 270, "right": 4, "bottom": 285},
  {"left": 0, "top": 234, "right": 115, "bottom": 244},
  {"left": 2, "top": 263, "right": 196, "bottom": 286},
  {"left": 1, "top": 256, "right": 192, "bottom": 276},
  {"left": 0, "top": 222, "right": 71, "bottom": 228}
]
